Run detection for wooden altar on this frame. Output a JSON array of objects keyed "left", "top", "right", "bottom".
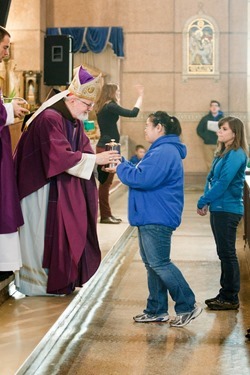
[{"left": 9, "top": 118, "right": 22, "bottom": 152}]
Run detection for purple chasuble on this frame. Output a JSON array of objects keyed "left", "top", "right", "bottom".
[
  {"left": 14, "top": 107, "right": 101, "bottom": 294},
  {"left": 0, "top": 101, "right": 24, "bottom": 234}
]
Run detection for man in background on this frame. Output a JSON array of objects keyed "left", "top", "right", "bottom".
[{"left": 196, "top": 100, "right": 224, "bottom": 171}]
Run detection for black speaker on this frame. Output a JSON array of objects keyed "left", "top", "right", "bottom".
[
  {"left": 44, "top": 35, "right": 73, "bottom": 86},
  {"left": 0, "top": 0, "right": 11, "bottom": 27}
]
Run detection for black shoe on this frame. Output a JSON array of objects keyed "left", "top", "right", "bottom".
[
  {"left": 206, "top": 298, "right": 239, "bottom": 310},
  {"left": 246, "top": 329, "right": 250, "bottom": 340},
  {"left": 100, "top": 216, "right": 121, "bottom": 224},
  {"left": 0, "top": 271, "right": 14, "bottom": 282},
  {"left": 111, "top": 215, "right": 122, "bottom": 222},
  {"left": 205, "top": 296, "right": 219, "bottom": 305}
]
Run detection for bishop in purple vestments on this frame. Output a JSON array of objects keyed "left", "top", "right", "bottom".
[{"left": 14, "top": 67, "right": 119, "bottom": 295}]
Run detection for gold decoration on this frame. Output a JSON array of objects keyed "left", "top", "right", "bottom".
[{"left": 68, "top": 66, "right": 102, "bottom": 101}]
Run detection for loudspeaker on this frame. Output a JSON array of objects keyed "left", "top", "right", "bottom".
[
  {"left": 44, "top": 35, "right": 73, "bottom": 86},
  {"left": 0, "top": 0, "right": 12, "bottom": 27}
]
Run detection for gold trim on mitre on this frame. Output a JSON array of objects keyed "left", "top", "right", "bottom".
[{"left": 68, "top": 66, "right": 102, "bottom": 101}]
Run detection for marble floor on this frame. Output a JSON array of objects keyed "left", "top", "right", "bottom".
[{"left": 1, "top": 184, "right": 250, "bottom": 375}]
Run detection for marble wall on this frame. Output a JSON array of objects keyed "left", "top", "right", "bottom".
[{"left": 3, "top": 0, "right": 249, "bottom": 181}]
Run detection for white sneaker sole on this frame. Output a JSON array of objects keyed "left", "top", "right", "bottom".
[{"left": 133, "top": 315, "right": 170, "bottom": 323}]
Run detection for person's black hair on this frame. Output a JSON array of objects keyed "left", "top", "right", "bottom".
[{"left": 148, "top": 111, "right": 182, "bottom": 136}]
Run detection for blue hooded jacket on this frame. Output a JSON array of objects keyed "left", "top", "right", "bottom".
[
  {"left": 116, "top": 135, "right": 187, "bottom": 229},
  {"left": 197, "top": 148, "right": 247, "bottom": 215}
]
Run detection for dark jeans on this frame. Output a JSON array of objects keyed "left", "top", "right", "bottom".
[{"left": 210, "top": 211, "right": 242, "bottom": 303}]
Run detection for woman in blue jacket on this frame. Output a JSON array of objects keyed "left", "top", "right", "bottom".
[
  {"left": 115, "top": 111, "right": 202, "bottom": 327},
  {"left": 197, "top": 116, "right": 248, "bottom": 310}
]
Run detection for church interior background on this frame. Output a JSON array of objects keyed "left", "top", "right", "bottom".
[
  {"left": 0, "top": 0, "right": 249, "bottom": 186},
  {"left": 1, "top": 1, "right": 250, "bottom": 374}
]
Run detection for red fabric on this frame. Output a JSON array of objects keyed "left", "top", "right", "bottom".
[
  {"left": 96, "top": 146, "right": 115, "bottom": 218},
  {"left": 14, "top": 108, "right": 101, "bottom": 294}
]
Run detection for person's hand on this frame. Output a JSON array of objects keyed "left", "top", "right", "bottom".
[
  {"left": 95, "top": 150, "right": 120, "bottom": 166},
  {"left": 102, "top": 166, "right": 116, "bottom": 173},
  {"left": 103, "top": 158, "right": 121, "bottom": 173},
  {"left": 134, "top": 84, "right": 144, "bottom": 96},
  {"left": 197, "top": 205, "right": 208, "bottom": 216},
  {"left": 12, "top": 99, "right": 30, "bottom": 118}
]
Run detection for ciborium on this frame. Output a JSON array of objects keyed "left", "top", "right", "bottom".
[{"left": 105, "top": 139, "right": 121, "bottom": 168}]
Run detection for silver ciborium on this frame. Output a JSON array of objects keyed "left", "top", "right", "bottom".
[{"left": 105, "top": 139, "right": 121, "bottom": 168}]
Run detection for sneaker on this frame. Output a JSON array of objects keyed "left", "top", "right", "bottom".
[
  {"left": 205, "top": 296, "right": 219, "bottom": 305},
  {"left": 169, "top": 306, "right": 202, "bottom": 327},
  {"left": 206, "top": 298, "right": 239, "bottom": 310},
  {"left": 133, "top": 313, "right": 169, "bottom": 323}
]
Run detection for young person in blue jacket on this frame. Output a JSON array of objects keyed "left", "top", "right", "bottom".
[
  {"left": 115, "top": 111, "right": 202, "bottom": 327},
  {"left": 129, "top": 144, "right": 146, "bottom": 165},
  {"left": 197, "top": 116, "right": 249, "bottom": 310}
]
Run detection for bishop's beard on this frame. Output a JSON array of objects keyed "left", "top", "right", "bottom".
[{"left": 77, "top": 112, "right": 89, "bottom": 121}]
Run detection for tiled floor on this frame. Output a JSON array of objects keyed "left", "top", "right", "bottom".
[{"left": 1, "top": 185, "right": 250, "bottom": 375}]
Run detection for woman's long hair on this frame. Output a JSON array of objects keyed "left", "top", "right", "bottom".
[
  {"left": 216, "top": 116, "right": 249, "bottom": 157},
  {"left": 95, "top": 83, "right": 119, "bottom": 114},
  {"left": 148, "top": 111, "right": 182, "bottom": 136}
]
